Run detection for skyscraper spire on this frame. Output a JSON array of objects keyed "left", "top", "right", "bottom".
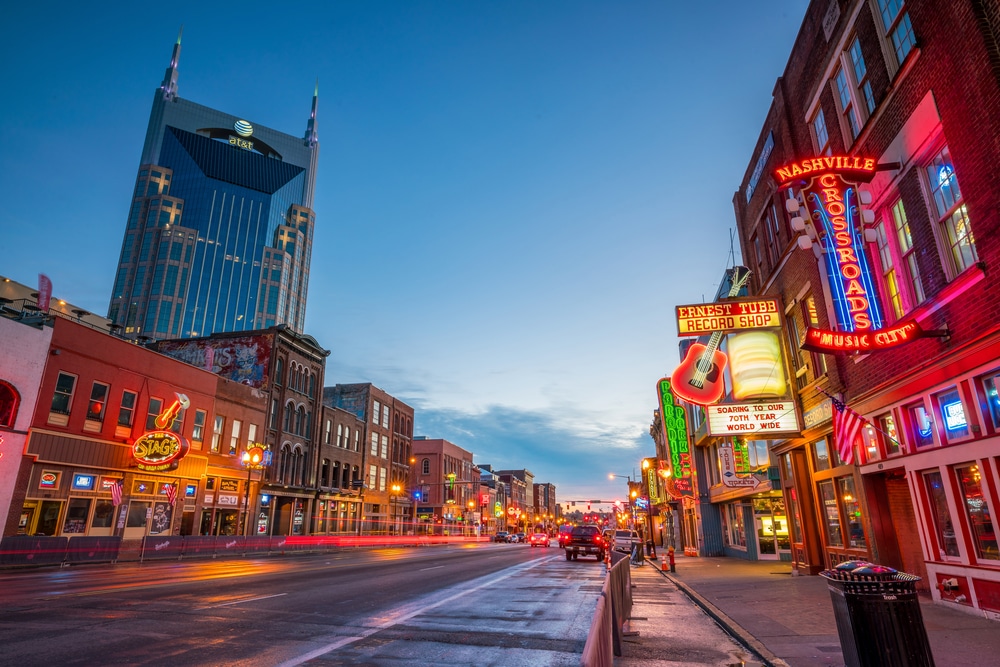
[
  {"left": 305, "top": 79, "right": 318, "bottom": 146},
  {"left": 160, "top": 27, "right": 182, "bottom": 100}
]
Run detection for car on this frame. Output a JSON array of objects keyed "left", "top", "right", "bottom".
[
  {"left": 611, "top": 529, "right": 641, "bottom": 553},
  {"left": 512, "top": 532, "right": 526, "bottom": 543},
  {"left": 564, "top": 525, "right": 605, "bottom": 562},
  {"left": 529, "top": 533, "right": 550, "bottom": 547},
  {"left": 557, "top": 524, "right": 574, "bottom": 548},
  {"left": 494, "top": 531, "right": 510, "bottom": 543}
]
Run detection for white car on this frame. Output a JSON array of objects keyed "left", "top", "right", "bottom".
[{"left": 612, "top": 530, "right": 641, "bottom": 553}]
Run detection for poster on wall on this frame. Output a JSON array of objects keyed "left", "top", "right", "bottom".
[
  {"left": 149, "top": 502, "right": 173, "bottom": 535},
  {"left": 156, "top": 334, "right": 273, "bottom": 388}
]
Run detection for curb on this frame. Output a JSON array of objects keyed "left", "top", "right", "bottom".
[{"left": 647, "top": 562, "right": 791, "bottom": 667}]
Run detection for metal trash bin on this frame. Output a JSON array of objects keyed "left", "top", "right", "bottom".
[{"left": 820, "top": 561, "right": 935, "bottom": 667}]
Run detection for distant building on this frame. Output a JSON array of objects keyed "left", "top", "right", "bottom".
[
  {"left": 494, "top": 469, "right": 534, "bottom": 531},
  {"left": 108, "top": 32, "right": 320, "bottom": 340},
  {"left": 324, "top": 384, "right": 413, "bottom": 534},
  {"left": 410, "top": 438, "right": 477, "bottom": 535}
]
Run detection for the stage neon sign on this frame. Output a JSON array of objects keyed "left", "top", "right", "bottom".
[{"left": 777, "top": 158, "right": 883, "bottom": 333}]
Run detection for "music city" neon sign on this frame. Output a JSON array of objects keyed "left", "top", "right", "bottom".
[{"left": 776, "top": 156, "right": 883, "bottom": 334}]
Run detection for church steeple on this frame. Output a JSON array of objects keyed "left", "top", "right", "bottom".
[
  {"left": 304, "top": 79, "right": 318, "bottom": 146},
  {"left": 160, "top": 27, "right": 182, "bottom": 100}
]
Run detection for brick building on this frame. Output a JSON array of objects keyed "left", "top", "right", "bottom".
[
  {"left": 323, "top": 383, "right": 413, "bottom": 534},
  {"left": 732, "top": 0, "right": 1000, "bottom": 614},
  {"left": 410, "top": 437, "right": 478, "bottom": 535}
]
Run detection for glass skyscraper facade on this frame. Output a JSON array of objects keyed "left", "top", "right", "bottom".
[{"left": 108, "top": 33, "right": 319, "bottom": 339}]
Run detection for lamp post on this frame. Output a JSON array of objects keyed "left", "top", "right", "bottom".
[
  {"left": 241, "top": 445, "right": 266, "bottom": 537},
  {"left": 390, "top": 483, "right": 402, "bottom": 535}
]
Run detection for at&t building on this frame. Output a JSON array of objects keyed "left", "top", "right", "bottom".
[{"left": 108, "top": 32, "right": 320, "bottom": 339}]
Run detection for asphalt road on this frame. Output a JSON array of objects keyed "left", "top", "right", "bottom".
[{"left": 0, "top": 541, "right": 603, "bottom": 666}]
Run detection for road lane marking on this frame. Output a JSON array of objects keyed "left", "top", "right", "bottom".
[
  {"left": 418, "top": 565, "right": 444, "bottom": 571},
  {"left": 202, "top": 593, "right": 288, "bottom": 608},
  {"left": 277, "top": 554, "right": 561, "bottom": 667}
]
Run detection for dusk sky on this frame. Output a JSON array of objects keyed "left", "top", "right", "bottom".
[{"left": 1, "top": 1, "right": 809, "bottom": 506}]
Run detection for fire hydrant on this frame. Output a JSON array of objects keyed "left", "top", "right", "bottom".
[{"left": 668, "top": 545, "right": 676, "bottom": 573}]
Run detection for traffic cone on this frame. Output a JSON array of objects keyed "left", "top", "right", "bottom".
[{"left": 660, "top": 554, "right": 668, "bottom": 571}]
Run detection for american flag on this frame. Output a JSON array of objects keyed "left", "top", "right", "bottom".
[
  {"left": 164, "top": 484, "right": 177, "bottom": 507},
  {"left": 831, "top": 394, "right": 867, "bottom": 465},
  {"left": 110, "top": 479, "right": 124, "bottom": 506}
]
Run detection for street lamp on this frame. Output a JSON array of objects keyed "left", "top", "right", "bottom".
[
  {"left": 467, "top": 499, "right": 476, "bottom": 536},
  {"left": 241, "top": 445, "right": 266, "bottom": 537},
  {"left": 390, "top": 483, "right": 402, "bottom": 535}
]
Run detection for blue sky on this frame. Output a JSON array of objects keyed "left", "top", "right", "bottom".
[{"left": 1, "top": 0, "right": 808, "bottom": 506}]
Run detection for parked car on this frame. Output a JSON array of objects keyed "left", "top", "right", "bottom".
[
  {"left": 494, "top": 531, "right": 510, "bottom": 543},
  {"left": 557, "top": 524, "right": 574, "bottom": 548},
  {"left": 529, "top": 533, "right": 550, "bottom": 547},
  {"left": 610, "top": 530, "right": 641, "bottom": 553}
]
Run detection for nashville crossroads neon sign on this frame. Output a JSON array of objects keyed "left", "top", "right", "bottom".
[{"left": 777, "top": 158, "right": 883, "bottom": 334}]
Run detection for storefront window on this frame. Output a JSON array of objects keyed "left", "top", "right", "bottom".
[
  {"left": 814, "top": 439, "right": 831, "bottom": 472},
  {"left": 936, "top": 387, "right": 970, "bottom": 442},
  {"left": 982, "top": 373, "right": 1000, "bottom": 430},
  {"left": 818, "top": 480, "right": 843, "bottom": 547},
  {"left": 781, "top": 453, "right": 792, "bottom": 481},
  {"left": 878, "top": 412, "right": 900, "bottom": 455},
  {"left": 907, "top": 401, "right": 935, "bottom": 448},
  {"left": 725, "top": 503, "right": 747, "bottom": 548},
  {"left": 63, "top": 498, "right": 91, "bottom": 534},
  {"left": 924, "top": 471, "right": 960, "bottom": 558},
  {"left": 955, "top": 464, "right": 998, "bottom": 561},
  {"left": 838, "top": 476, "right": 866, "bottom": 549},
  {"left": 90, "top": 500, "right": 114, "bottom": 528}
]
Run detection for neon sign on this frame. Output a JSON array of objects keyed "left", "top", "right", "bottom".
[
  {"left": 775, "top": 155, "right": 876, "bottom": 184},
  {"left": 675, "top": 297, "right": 781, "bottom": 336},
  {"left": 132, "top": 431, "right": 189, "bottom": 471},
  {"left": 777, "top": 158, "right": 883, "bottom": 333},
  {"left": 801, "top": 320, "right": 924, "bottom": 353},
  {"left": 656, "top": 378, "right": 693, "bottom": 497}
]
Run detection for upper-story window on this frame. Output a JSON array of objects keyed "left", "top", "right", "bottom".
[
  {"left": 835, "top": 67, "right": 862, "bottom": 141},
  {"left": 51, "top": 372, "right": 77, "bottom": 416},
  {"left": 85, "top": 382, "right": 110, "bottom": 423},
  {"left": 422, "top": 458, "right": 431, "bottom": 475},
  {"left": 229, "top": 419, "right": 241, "bottom": 456},
  {"left": 848, "top": 38, "right": 875, "bottom": 115},
  {"left": 813, "top": 108, "right": 831, "bottom": 155},
  {"left": 192, "top": 409, "right": 207, "bottom": 444},
  {"left": 118, "top": 390, "right": 137, "bottom": 428},
  {"left": 211, "top": 415, "right": 224, "bottom": 453},
  {"left": 274, "top": 358, "right": 284, "bottom": 386},
  {"left": 146, "top": 397, "right": 163, "bottom": 430},
  {"left": 382, "top": 405, "right": 390, "bottom": 428},
  {"left": 372, "top": 400, "right": 381, "bottom": 424},
  {"left": 926, "top": 145, "right": 978, "bottom": 275},
  {"left": 890, "top": 199, "right": 924, "bottom": 304},
  {"left": 876, "top": 0, "right": 916, "bottom": 67},
  {"left": 873, "top": 221, "right": 903, "bottom": 320}
]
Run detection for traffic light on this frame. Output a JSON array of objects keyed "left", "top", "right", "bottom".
[{"left": 413, "top": 490, "right": 422, "bottom": 501}]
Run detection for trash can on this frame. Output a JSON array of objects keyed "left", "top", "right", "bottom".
[{"left": 820, "top": 561, "right": 935, "bottom": 667}]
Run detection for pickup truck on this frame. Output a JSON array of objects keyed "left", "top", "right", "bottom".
[{"left": 564, "top": 525, "right": 606, "bottom": 561}]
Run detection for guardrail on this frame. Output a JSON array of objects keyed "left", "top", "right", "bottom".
[
  {"left": 0, "top": 534, "right": 491, "bottom": 568},
  {"left": 580, "top": 550, "right": 633, "bottom": 667}
]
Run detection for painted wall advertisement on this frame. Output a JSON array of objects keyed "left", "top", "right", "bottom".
[{"left": 156, "top": 334, "right": 273, "bottom": 388}]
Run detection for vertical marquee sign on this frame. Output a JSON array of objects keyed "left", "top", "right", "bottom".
[
  {"left": 656, "top": 378, "right": 694, "bottom": 497},
  {"left": 775, "top": 156, "right": 883, "bottom": 334}
]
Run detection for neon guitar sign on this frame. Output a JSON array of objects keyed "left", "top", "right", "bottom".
[{"left": 671, "top": 267, "right": 751, "bottom": 406}]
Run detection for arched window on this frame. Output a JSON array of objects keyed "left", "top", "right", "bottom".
[
  {"left": 0, "top": 381, "right": 19, "bottom": 428},
  {"left": 308, "top": 373, "right": 315, "bottom": 398},
  {"left": 278, "top": 444, "right": 292, "bottom": 483},
  {"left": 422, "top": 458, "right": 430, "bottom": 475},
  {"left": 288, "top": 363, "right": 295, "bottom": 390},
  {"left": 304, "top": 411, "right": 311, "bottom": 439},
  {"left": 283, "top": 401, "right": 294, "bottom": 432},
  {"left": 344, "top": 427, "right": 350, "bottom": 448},
  {"left": 275, "top": 358, "right": 284, "bottom": 386},
  {"left": 294, "top": 407, "right": 302, "bottom": 435}
]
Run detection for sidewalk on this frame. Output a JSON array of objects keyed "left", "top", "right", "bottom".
[{"left": 619, "top": 555, "right": 1000, "bottom": 667}]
